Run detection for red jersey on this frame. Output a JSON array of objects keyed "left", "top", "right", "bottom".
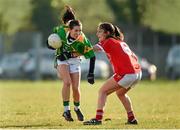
[{"left": 98, "top": 38, "right": 141, "bottom": 75}]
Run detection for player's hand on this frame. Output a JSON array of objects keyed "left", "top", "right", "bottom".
[
  {"left": 46, "top": 40, "right": 55, "bottom": 50},
  {"left": 58, "top": 52, "right": 72, "bottom": 61},
  {"left": 87, "top": 73, "right": 95, "bottom": 85},
  {"left": 72, "top": 52, "right": 82, "bottom": 57}
]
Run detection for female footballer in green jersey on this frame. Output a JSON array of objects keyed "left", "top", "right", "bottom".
[{"left": 47, "top": 6, "right": 96, "bottom": 122}]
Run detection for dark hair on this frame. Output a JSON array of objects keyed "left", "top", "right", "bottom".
[
  {"left": 98, "top": 22, "right": 124, "bottom": 40},
  {"left": 62, "top": 5, "right": 75, "bottom": 24},
  {"left": 68, "top": 20, "right": 82, "bottom": 29},
  {"left": 99, "top": 22, "right": 115, "bottom": 36}
]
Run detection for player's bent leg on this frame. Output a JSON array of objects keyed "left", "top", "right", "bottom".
[
  {"left": 116, "top": 88, "right": 132, "bottom": 112},
  {"left": 70, "top": 72, "right": 80, "bottom": 104},
  {"left": 83, "top": 77, "right": 120, "bottom": 125},
  {"left": 57, "top": 64, "right": 71, "bottom": 102},
  {"left": 57, "top": 64, "right": 74, "bottom": 121},
  {"left": 116, "top": 89, "right": 138, "bottom": 124},
  {"left": 70, "top": 71, "right": 84, "bottom": 121},
  {"left": 115, "top": 72, "right": 141, "bottom": 125},
  {"left": 97, "top": 77, "right": 120, "bottom": 109}
]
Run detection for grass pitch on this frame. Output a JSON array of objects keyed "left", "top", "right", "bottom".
[{"left": 0, "top": 80, "right": 180, "bottom": 129}]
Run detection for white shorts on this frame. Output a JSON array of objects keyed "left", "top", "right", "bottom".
[
  {"left": 57, "top": 58, "right": 81, "bottom": 73},
  {"left": 113, "top": 71, "right": 142, "bottom": 89}
]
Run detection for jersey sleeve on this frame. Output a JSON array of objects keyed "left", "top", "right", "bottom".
[
  {"left": 84, "top": 48, "right": 95, "bottom": 59},
  {"left": 71, "top": 33, "right": 95, "bottom": 59},
  {"left": 52, "top": 26, "right": 69, "bottom": 56},
  {"left": 53, "top": 26, "right": 59, "bottom": 33},
  {"left": 82, "top": 34, "right": 95, "bottom": 59},
  {"left": 83, "top": 34, "right": 93, "bottom": 47}
]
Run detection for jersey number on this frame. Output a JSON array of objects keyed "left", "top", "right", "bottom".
[{"left": 120, "top": 42, "right": 137, "bottom": 60}]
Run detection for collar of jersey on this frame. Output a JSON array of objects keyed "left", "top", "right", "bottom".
[{"left": 66, "top": 31, "right": 82, "bottom": 45}]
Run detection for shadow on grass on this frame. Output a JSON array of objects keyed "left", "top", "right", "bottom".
[{"left": 1, "top": 123, "right": 63, "bottom": 128}]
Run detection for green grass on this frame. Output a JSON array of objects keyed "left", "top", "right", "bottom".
[{"left": 0, "top": 80, "right": 180, "bottom": 129}]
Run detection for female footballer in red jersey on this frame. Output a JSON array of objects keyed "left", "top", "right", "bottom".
[{"left": 83, "top": 22, "right": 142, "bottom": 125}]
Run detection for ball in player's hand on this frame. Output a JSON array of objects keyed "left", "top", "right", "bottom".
[{"left": 48, "top": 33, "right": 62, "bottom": 49}]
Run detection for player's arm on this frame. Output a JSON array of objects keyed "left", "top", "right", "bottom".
[
  {"left": 82, "top": 35, "right": 96, "bottom": 84},
  {"left": 72, "top": 52, "right": 82, "bottom": 57},
  {"left": 93, "top": 44, "right": 104, "bottom": 52},
  {"left": 87, "top": 55, "right": 96, "bottom": 84}
]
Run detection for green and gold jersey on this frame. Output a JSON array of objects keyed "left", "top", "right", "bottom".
[{"left": 53, "top": 25, "right": 95, "bottom": 59}]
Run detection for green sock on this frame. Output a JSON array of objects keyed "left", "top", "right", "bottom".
[
  {"left": 63, "top": 101, "right": 70, "bottom": 112},
  {"left": 74, "top": 101, "right": 80, "bottom": 110}
]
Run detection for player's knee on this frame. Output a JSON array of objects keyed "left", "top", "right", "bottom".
[
  {"left": 63, "top": 80, "right": 71, "bottom": 87},
  {"left": 98, "top": 88, "right": 106, "bottom": 95},
  {"left": 116, "top": 91, "right": 125, "bottom": 98},
  {"left": 72, "top": 86, "right": 79, "bottom": 92}
]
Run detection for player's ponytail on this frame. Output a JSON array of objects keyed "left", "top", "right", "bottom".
[
  {"left": 62, "top": 5, "right": 75, "bottom": 24},
  {"left": 113, "top": 25, "right": 124, "bottom": 41}
]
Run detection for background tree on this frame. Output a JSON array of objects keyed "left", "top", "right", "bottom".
[
  {"left": 31, "top": 0, "right": 60, "bottom": 40},
  {"left": 139, "top": 0, "right": 180, "bottom": 34},
  {"left": 51, "top": 0, "right": 115, "bottom": 33},
  {"left": 0, "top": 0, "right": 32, "bottom": 52},
  {"left": 107, "top": 0, "right": 180, "bottom": 34},
  {"left": 0, "top": 0, "right": 32, "bottom": 35}
]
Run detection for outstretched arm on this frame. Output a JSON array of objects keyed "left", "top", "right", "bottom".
[
  {"left": 87, "top": 56, "right": 96, "bottom": 84},
  {"left": 93, "top": 44, "right": 104, "bottom": 52}
]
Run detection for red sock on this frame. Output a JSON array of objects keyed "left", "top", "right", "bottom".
[
  {"left": 96, "top": 109, "right": 103, "bottom": 121},
  {"left": 127, "top": 111, "right": 135, "bottom": 121}
]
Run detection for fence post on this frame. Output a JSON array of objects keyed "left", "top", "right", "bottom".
[
  {"left": 33, "top": 32, "right": 42, "bottom": 80},
  {"left": 153, "top": 32, "right": 159, "bottom": 67},
  {"left": 137, "top": 31, "right": 143, "bottom": 56},
  {"left": 0, "top": 34, "right": 3, "bottom": 58},
  {"left": 171, "top": 35, "right": 177, "bottom": 45}
]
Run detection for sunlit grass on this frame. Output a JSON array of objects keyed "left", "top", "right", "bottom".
[{"left": 0, "top": 80, "right": 180, "bottom": 128}]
